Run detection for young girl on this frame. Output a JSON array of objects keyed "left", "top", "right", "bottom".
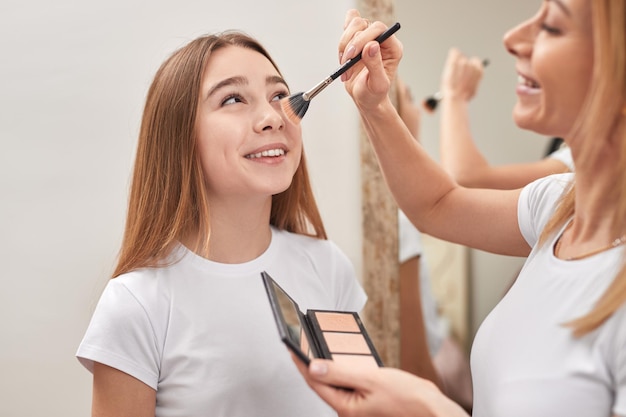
[
  {"left": 295, "top": 3, "right": 626, "bottom": 417},
  {"left": 76, "top": 31, "right": 366, "bottom": 417}
]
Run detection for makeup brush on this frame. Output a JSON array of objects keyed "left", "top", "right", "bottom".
[
  {"left": 422, "top": 58, "right": 490, "bottom": 113},
  {"left": 281, "top": 22, "right": 401, "bottom": 124}
]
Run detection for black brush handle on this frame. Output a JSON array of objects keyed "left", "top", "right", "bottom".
[
  {"left": 329, "top": 22, "right": 401, "bottom": 81},
  {"left": 422, "top": 58, "right": 490, "bottom": 112}
]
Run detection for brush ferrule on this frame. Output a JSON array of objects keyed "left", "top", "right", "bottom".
[{"left": 303, "top": 77, "right": 333, "bottom": 101}]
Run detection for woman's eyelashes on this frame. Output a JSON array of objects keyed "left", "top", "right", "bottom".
[
  {"left": 540, "top": 4, "right": 567, "bottom": 36},
  {"left": 540, "top": 22, "right": 562, "bottom": 35}
]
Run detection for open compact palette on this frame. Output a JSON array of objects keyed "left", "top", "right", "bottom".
[{"left": 262, "top": 271, "right": 383, "bottom": 367}]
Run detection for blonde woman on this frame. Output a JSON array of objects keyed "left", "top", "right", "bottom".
[
  {"left": 438, "top": 47, "right": 573, "bottom": 189},
  {"left": 295, "top": 3, "right": 626, "bottom": 416}
]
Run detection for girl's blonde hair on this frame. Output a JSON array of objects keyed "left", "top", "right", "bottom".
[
  {"left": 113, "top": 32, "right": 326, "bottom": 277},
  {"left": 539, "top": 0, "right": 626, "bottom": 336}
]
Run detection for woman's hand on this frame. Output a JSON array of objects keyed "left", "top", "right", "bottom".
[
  {"left": 338, "top": 9, "right": 403, "bottom": 113},
  {"left": 291, "top": 354, "right": 469, "bottom": 417},
  {"left": 440, "top": 48, "right": 484, "bottom": 101}
]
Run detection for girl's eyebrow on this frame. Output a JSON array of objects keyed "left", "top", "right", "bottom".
[
  {"left": 267, "top": 75, "right": 288, "bottom": 89},
  {"left": 206, "top": 75, "right": 288, "bottom": 100},
  {"left": 206, "top": 76, "right": 247, "bottom": 100}
]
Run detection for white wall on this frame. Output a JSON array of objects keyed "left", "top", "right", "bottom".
[
  {"left": 0, "top": 1, "right": 359, "bottom": 416},
  {"left": 395, "top": 0, "right": 544, "bottom": 336}
]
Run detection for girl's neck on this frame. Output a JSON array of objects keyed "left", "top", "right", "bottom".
[
  {"left": 184, "top": 197, "right": 274, "bottom": 263},
  {"left": 204, "top": 222, "right": 273, "bottom": 264}
]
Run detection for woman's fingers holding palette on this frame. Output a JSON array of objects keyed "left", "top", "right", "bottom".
[
  {"left": 288, "top": 355, "right": 350, "bottom": 402},
  {"left": 306, "top": 361, "right": 452, "bottom": 417}
]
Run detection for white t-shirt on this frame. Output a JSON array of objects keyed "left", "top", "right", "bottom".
[
  {"left": 77, "top": 227, "right": 366, "bottom": 417},
  {"left": 471, "top": 173, "right": 626, "bottom": 417},
  {"left": 547, "top": 145, "right": 574, "bottom": 171}
]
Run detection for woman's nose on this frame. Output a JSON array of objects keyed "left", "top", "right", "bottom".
[{"left": 503, "top": 16, "right": 536, "bottom": 59}]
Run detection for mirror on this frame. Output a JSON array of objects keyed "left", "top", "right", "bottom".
[{"left": 262, "top": 272, "right": 314, "bottom": 364}]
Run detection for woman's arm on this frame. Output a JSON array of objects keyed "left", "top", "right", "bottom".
[
  {"left": 398, "top": 253, "right": 443, "bottom": 388},
  {"left": 438, "top": 48, "right": 489, "bottom": 184},
  {"left": 438, "top": 48, "right": 570, "bottom": 189},
  {"left": 339, "top": 12, "right": 529, "bottom": 257}
]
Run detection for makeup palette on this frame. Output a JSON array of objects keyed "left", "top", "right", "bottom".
[{"left": 262, "top": 271, "right": 383, "bottom": 367}]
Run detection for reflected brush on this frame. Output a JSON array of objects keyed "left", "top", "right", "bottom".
[
  {"left": 281, "top": 22, "right": 401, "bottom": 124},
  {"left": 422, "top": 58, "right": 490, "bottom": 113}
]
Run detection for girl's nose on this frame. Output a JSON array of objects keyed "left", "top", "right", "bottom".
[{"left": 254, "top": 102, "right": 284, "bottom": 133}]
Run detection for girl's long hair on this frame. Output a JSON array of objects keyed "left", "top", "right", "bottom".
[
  {"left": 539, "top": 0, "right": 626, "bottom": 336},
  {"left": 113, "top": 32, "right": 326, "bottom": 278}
]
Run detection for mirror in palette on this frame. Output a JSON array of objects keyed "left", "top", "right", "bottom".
[{"left": 262, "top": 272, "right": 315, "bottom": 364}]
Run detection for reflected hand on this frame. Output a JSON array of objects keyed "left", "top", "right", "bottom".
[
  {"left": 397, "top": 77, "right": 420, "bottom": 139},
  {"left": 441, "top": 48, "right": 484, "bottom": 101}
]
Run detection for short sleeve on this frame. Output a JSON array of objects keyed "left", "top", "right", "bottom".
[
  {"left": 76, "top": 279, "right": 161, "bottom": 389},
  {"left": 518, "top": 173, "right": 574, "bottom": 247},
  {"left": 547, "top": 146, "right": 574, "bottom": 172},
  {"left": 398, "top": 210, "right": 423, "bottom": 263}
]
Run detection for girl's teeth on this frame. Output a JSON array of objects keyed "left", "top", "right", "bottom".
[{"left": 246, "top": 149, "right": 285, "bottom": 159}]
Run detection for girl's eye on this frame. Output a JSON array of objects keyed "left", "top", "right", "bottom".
[
  {"left": 222, "top": 94, "right": 243, "bottom": 106},
  {"left": 540, "top": 23, "right": 561, "bottom": 35},
  {"left": 271, "top": 91, "right": 289, "bottom": 102}
]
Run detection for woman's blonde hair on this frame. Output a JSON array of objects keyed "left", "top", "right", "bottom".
[
  {"left": 113, "top": 32, "right": 326, "bottom": 277},
  {"left": 539, "top": 0, "right": 626, "bottom": 336}
]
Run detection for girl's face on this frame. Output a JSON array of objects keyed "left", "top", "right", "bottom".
[
  {"left": 195, "top": 46, "right": 302, "bottom": 202},
  {"left": 503, "top": 0, "right": 593, "bottom": 138}
]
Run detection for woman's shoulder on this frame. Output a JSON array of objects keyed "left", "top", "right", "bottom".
[
  {"left": 518, "top": 173, "right": 575, "bottom": 245},
  {"left": 527, "top": 172, "right": 574, "bottom": 195},
  {"left": 521, "top": 172, "right": 574, "bottom": 213}
]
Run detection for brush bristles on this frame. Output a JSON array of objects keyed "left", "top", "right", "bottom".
[
  {"left": 422, "top": 97, "right": 439, "bottom": 113},
  {"left": 280, "top": 93, "right": 310, "bottom": 125}
]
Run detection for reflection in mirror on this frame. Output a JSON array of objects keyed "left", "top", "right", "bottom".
[
  {"left": 262, "top": 272, "right": 314, "bottom": 363},
  {"left": 274, "top": 280, "right": 309, "bottom": 355}
]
